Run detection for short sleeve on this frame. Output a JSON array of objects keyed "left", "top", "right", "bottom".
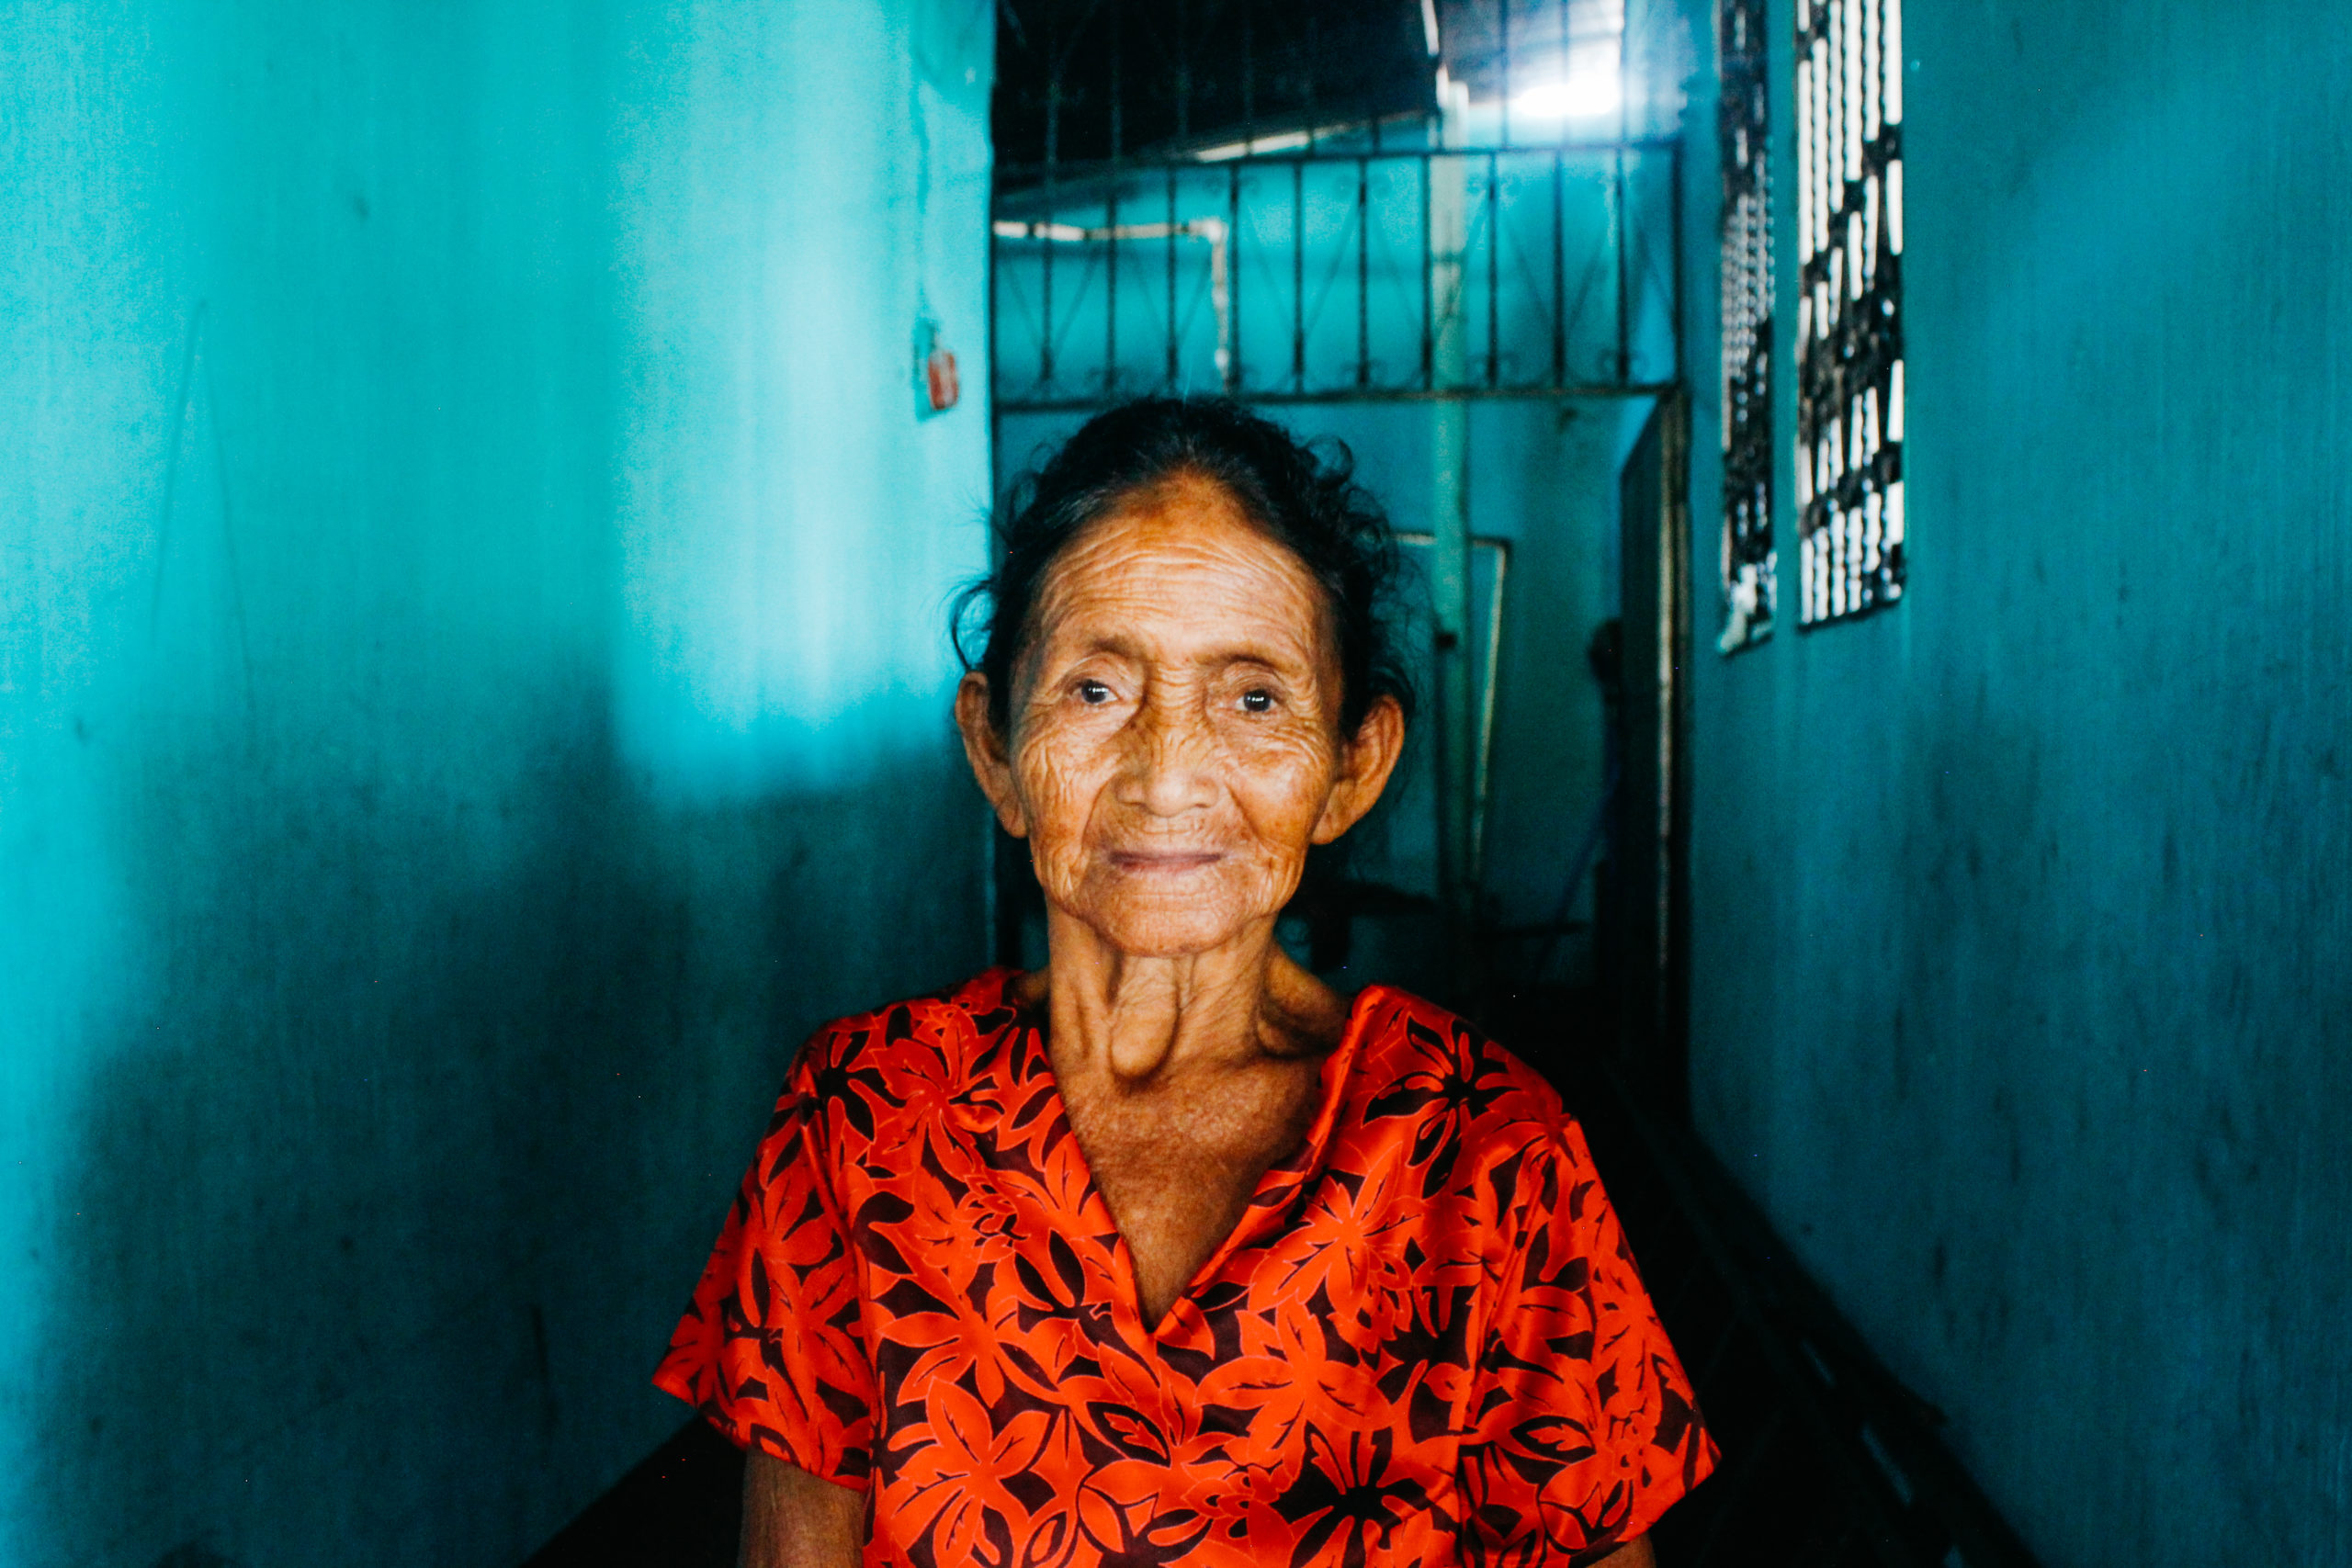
[
  {"left": 1457, "top": 1119, "right": 1716, "bottom": 1563},
  {"left": 652, "top": 1045, "right": 878, "bottom": 1486}
]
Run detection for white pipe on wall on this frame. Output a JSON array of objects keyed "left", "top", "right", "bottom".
[{"left": 991, "top": 218, "right": 1231, "bottom": 385}]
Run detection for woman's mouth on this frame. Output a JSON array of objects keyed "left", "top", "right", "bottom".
[{"left": 1105, "top": 850, "right": 1225, "bottom": 874}]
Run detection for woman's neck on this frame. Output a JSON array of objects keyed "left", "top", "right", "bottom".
[{"left": 1022, "top": 909, "right": 1347, "bottom": 1082}]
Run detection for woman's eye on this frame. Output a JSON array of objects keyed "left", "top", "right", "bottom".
[
  {"left": 1076, "top": 681, "right": 1114, "bottom": 705},
  {"left": 1239, "top": 689, "right": 1275, "bottom": 714}
]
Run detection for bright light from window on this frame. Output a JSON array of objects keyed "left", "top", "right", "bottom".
[
  {"left": 1512, "top": 70, "right": 1622, "bottom": 120},
  {"left": 1194, "top": 127, "right": 1314, "bottom": 162}
]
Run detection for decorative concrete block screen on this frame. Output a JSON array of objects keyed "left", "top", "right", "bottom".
[
  {"left": 1795, "top": 0, "right": 1905, "bottom": 626},
  {"left": 1717, "top": 0, "right": 1775, "bottom": 652}
]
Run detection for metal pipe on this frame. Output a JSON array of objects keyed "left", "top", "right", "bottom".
[
  {"left": 1671, "top": 140, "right": 1686, "bottom": 385},
  {"left": 1105, "top": 179, "right": 1120, "bottom": 399},
  {"left": 1165, "top": 167, "right": 1179, "bottom": 389},
  {"left": 1475, "top": 535, "right": 1509, "bottom": 880},
  {"left": 1043, "top": 72, "right": 1060, "bottom": 391},
  {"left": 1429, "top": 100, "right": 1476, "bottom": 950},
  {"left": 1499, "top": 0, "right": 1512, "bottom": 147},
  {"left": 1208, "top": 218, "right": 1230, "bottom": 388},
  {"left": 1486, "top": 150, "right": 1500, "bottom": 386},
  {"left": 1420, "top": 154, "right": 1433, "bottom": 389},
  {"left": 1356, "top": 155, "right": 1371, "bottom": 389},
  {"left": 1227, "top": 163, "right": 1242, "bottom": 393},
  {"left": 991, "top": 138, "right": 1681, "bottom": 185},
  {"left": 1041, "top": 183, "right": 1056, "bottom": 389},
  {"left": 1551, "top": 147, "right": 1566, "bottom": 385},
  {"left": 1293, "top": 159, "right": 1306, "bottom": 392},
  {"left": 1393, "top": 535, "right": 1511, "bottom": 881},
  {"left": 994, "top": 220, "right": 1210, "bottom": 242},
  {"left": 1107, "top": 2, "right": 1122, "bottom": 394},
  {"left": 1615, "top": 6, "right": 1632, "bottom": 385},
  {"left": 1614, "top": 147, "right": 1630, "bottom": 385},
  {"left": 998, "top": 381, "right": 1679, "bottom": 415}
]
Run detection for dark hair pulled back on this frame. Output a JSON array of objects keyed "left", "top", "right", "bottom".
[{"left": 952, "top": 398, "right": 1414, "bottom": 738}]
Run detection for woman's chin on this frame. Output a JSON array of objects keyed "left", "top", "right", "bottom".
[
  {"left": 1046, "top": 862, "right": 1299, "bottom": 960},
  {"left": 1057, "top": 900, "right": 1273, "bottom": 961},
  {"left": 1083, "top": 919, "right": 1253, "bottom": 960}
]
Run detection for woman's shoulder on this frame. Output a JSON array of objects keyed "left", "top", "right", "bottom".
[
  {"left": 1336, "top": 984, "right": 1584, "bottom": 1172},
  {"left": 791, "top": 968, "right": 1027, "bottom": 1084},
  {"left": 1346, "top": 984, "right": 1564, "bottom": 1092}
]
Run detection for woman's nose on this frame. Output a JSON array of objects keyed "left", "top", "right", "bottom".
[{"left": 1117, "top": 699, "right": 1217, "bottom": 817}]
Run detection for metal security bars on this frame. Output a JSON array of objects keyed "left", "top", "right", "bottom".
[
  {"left": 990, "top": 0, "right": 1681, "bottom": 980},
  {"left": 1716, "top": 0, "right": 1773, "bottom": 652},
  {"left": 1794, "top": 0, "right": 1904, "bottom": 626},
  {"left": 990, "top": 135, "right": 1682, "bottom": 412}
]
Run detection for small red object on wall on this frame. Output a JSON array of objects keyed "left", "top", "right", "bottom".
[{"left": 925, "top": 345, "right": 960, "bottom": 412}]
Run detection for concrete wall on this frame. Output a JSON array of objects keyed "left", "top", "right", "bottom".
[
  {"left": 1674, "top": 1, "right": 2351, "bottom": 1561},
  {"left": 0, "top": 2, "right": 994, "bottom": 1562}
]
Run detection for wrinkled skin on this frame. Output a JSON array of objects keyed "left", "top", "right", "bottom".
[
  {"left": 978, "top": 471, "right": 1396, "bottom": 969},
  {"left": 958, "top": 473, "right": 1405, "bottom": 1330},
  {"left": 741, "top": 473, "right": 1650, "bottom": 1568}
]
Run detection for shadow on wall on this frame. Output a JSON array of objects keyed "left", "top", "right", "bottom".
[
  {"left": 28, "top": 684, "right": 983, "bottom": 1565},
  {"left": 1, "top": 0, "right": 997, "bottom": 1560}
]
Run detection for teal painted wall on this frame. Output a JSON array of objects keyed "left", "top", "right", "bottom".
[
  {"left": 0, "top": 2, "right": 994, "bottom": 1563},
  {"left": 1673, "top": 1, "right": 2352, "bottom": 1561}
]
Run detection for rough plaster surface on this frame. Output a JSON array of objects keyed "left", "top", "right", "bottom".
[
  {"left": 1679, "top": 2, "right": 2351, "bottom": 1562},
  {"left": 0, "top": 2, "right": 995, "bottom": 1562}
]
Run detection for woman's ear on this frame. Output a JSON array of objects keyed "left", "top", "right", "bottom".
[
  {"left": 1311, "top": 694, "right": 1406, "bottom": 845},
  {"left": 955, "top": 672, "right": 1029, "bottom": 838}
]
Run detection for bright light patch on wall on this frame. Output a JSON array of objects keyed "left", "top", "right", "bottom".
[
  {"left": 1511, "top": 70, "right": 1622, "bottom": 120},
  {"left": 609, "top": 65, "right": 987, "bottom": 801}
]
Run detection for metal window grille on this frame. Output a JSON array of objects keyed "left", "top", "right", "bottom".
[
  {"left": 990, "top": 0, "right": 1680, "bottom": 972},
  {"left": 1794, "top": 0, "right": 1904, "bottom": 626},
  {"left": 990, "top": 141, "right": 1681, "bottom": 412},
  {"left": 989, "top": 0, "right": 1680, "bottom": 412},
  {"left": 1716, "top": 0, "right": 1773, "bottom": 652}
]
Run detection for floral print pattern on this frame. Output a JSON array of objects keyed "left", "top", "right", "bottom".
[{"left": 656, "top": 971, "right": 1713, "bottom": 1566}]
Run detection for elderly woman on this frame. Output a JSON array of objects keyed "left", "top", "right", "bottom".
[{"left": 655, "top": 400, "right": 1714, "bottom": 1566}]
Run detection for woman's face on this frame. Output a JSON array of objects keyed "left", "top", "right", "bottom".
[{"left": 958, "top": 474, "right": 1403, "bottom": 959}]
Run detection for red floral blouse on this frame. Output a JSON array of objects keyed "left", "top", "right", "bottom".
[{"left": 656, "top": 971, "right": 1714, "bottom": 1566}]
